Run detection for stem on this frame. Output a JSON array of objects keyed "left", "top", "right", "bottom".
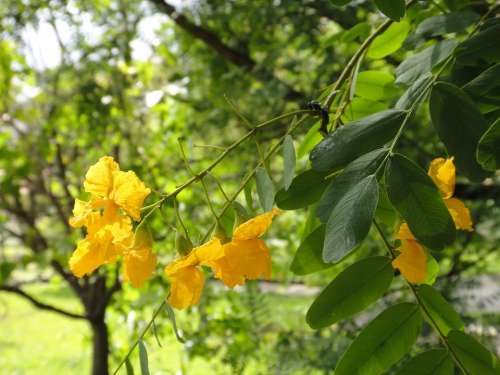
[{"left": 372, "top": 220, "right": 470, "bottom": 375}]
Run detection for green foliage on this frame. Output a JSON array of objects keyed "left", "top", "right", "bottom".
[
  {"left": 395, "top": 349, "right": 454, "bottom": 375},
  {"left": 477, "top": 118, "right": 500, "bottom": 171},
  {"left": 430, "top": 82, "right": 489, "bottom": 182},
  {"left": 282, "top": 135, "right": 296, "bottom": 190},
  {"left": 385, "top": 154, "right": 456, "bottom": 250},
  {"left": 290, "top": 225, "right": 330, "bottom": 275},
  {"left": 255, "top": 167, "right": 275, "bottom": 211},
  {"left": 416, "top": 11, "right": 479, "bottom": 37},
  {"left": 374, "top": 0, "right": 406, "bottom": 21},
  {"left": 310, "top": 110, "right": 405, "bottom": 172},
  {"left": 275, "top": 170, "right": 329, "bottom": 210},
  {"left": 367, "top": 21, "right": 410, "bottom": 59},
  {"left": 306, "top": 256, "right": 393, "bottom": 329},
  {"left": 334, "top": 303, "right": 422, "bottom": 375}
]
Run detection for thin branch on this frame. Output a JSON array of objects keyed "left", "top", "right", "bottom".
[{"left": 0, "top": 285, "right": 87, "bottom": 320}]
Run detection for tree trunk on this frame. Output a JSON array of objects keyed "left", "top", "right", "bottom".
[{"left": 90, "top": 319, "right": 109, "bottom": 375}]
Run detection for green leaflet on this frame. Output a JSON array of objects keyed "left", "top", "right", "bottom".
[
  {"left": 275, "top": 169, "right": 329, "bottom": 210},
  {"left": 306, "top": 256, "right": 393, "bottom": 329},
  {"left": 385, "top": 154, "right": 456, "bottom": 250},
  {"left": 396, "top": 40, "right": 457, "bottom": 85},
  {"left": 323, "top": 174, "right": 379, "bottom": 263},
  {"left": 335, "top": 303, "right": 422, "bottom": 375},
  {"left": 290, "top": 225, "right": 331, "bottom": 275},
  {"left": 310, "top": 109, "right": 404, "bottom": 172},
  {"left": 418, "top": 284, "right": 464, "bottom": 335},
  {"left": 374, "top": 0, "right": 405, "bottom": 21},
  {"left": 447, "top": 330, "right": 500, "bottom": 375},
  {"left": 395, "top": 349, "right": 454, "bottom": 375},
  {"left": 430, "top": 81, "right": 489, "bottom": 181},
  {"left": 367, "top": 21, "right": 410, "bottom": 59},
  {"left": 477, "top": 118, "right": 500, "bottom": 171}
]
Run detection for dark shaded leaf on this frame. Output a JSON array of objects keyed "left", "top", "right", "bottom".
[
  {"left": 456, "top": 24, "right": 500, "bottom": 64},
  {"left": 385, "top": 154, "right": 456, "bottom": 250},
  {"left": 395, "top": 349, "right": 454, "bottom": 375},
  {"left": 395, "top": 73, "right": 433, "bottom": 110},
  {"left": 323, "top": 175, "right": 378, "bottom": 263},
  {"left": 310, "top": 109, "right": 404, "bottom": 172},
  {"left": 396, "top": 40, "right": 457, "bottom": 85},
  {"left": 430, "top": 81, "right": 489, "bottom": 181},
  {"left": 463, "top": 63, "right": 500, "bottom": 97},
  {"left": 477, "top": 118, "right": 500, "bottom": 171},
  {"left": 374, "top": 0, "right": 405, "bottom": 21},
  {"left": 291, "top": 225, "right": 331, "bottom": 275},
  {"left": 416, "top": 11, "right": 479, "bottom": 37},
  {"left": 317, "top": 148, "right": 386, "bottom": 223},
  {"left": 138, "top": 340, "right": 150, "bottom": 375},
  {"left": 275, "top": 169, "right": 329, "bottom": 210},
  {"left": 335, "top": 303, "right": 422, "bottom": 375},
  {"left": 306, "top": 256, "right": 393, "bottom": 329}
]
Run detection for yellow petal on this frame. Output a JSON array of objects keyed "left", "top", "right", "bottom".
[
  {"left": 392, "top": 240, "right": 427, "bottom": 284},
  {"left": 69, "top": 239, "right": 105, "bottom": 277},
  {"left": 123, "top": 242, "right": 157, "bottom": 288},
  {"left": 233, "top": 208, "right": 281, "bottom": 241},
  {"left": 69, "top": 199, "right": 94, "bottom": 228},
  {"left": 397, "top": 222, "right": 415, "bottom": 241},
  {"left": 83, "top": 156, "right": 119, "bottom": 198},
  {"left": 166, "top": 266, "right": 205, "bottom": 310},
  {"left": 194, "top": 238, "right": 224, "bottom": 264},
  {"left": 210, "top": 239, "right": 271, "bottom": 288},
  {"left": 445, "top": 198, "right": 473, "bottom": 231},
  {"left": 111, "top": 170, "right": 151, "bottom": 221},
  {"left": 428, "top": 157, "right": 455, "bottom": 199}
]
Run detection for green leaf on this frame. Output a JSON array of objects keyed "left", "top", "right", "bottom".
[
  {"left": 396, "top": 40, "right": 457, "bottom": 85},
  {"left": 367, "top": 21, "right": 410, "bottom": 59},
  {"left": 297, "top": 123, "right": 322, "bottom": 159},
  {"left": 374, "top": 0, "right": 406, "bottom": 21},
  {"left": 424, "top": 254, "right": 440, "bottom": 286},
  {"left": 255, "top": 167, "right": 275, "bottom": 211},
  {"left": 0, "top": 261, "right": 16, "bottom": 285},
  {"left": 125, "top": 358, "right": 135, "bottom": 375},
  {"left": 310, "top": 109, "right": 405, "bottom": 172},
  {"left": 477, "top": 118, "right": 500, "bottom": 171},
  {"left": 323, "top": 174, "right": 379, "bottom": 263},
  {"left": 354, "top": 71, "right": 399, "bottom": 100},
  {"left": 341, "top": 98, "right": 387, "bottom": 122},
  {"left": 316, "top": 148, "right": 386, "bottom": 223},
  {"left": 306, "top": 256, "right": 393, "bottom": 329},
  {"left": 455, "top": 24, "right": 500, "bottom": 64},
  {"left": 138, "top": 340, "right": 150, "bottom": 375},
  {"left": 335, "top": 303, "right": 422, "bottom": 375},
  {"left": 385, "top": 154, "right": 456, "bottom": 250},
  {"left": 341, "top": 23, "right": 371, "bottom": 43},
  {"left": 395, "top": 73, "right": 433, "bottom": 110},
  {"left": 165, "top": 302, "right": 185, "bottom": 343},
  {"left": 395, "top": 349, "right": 454, "bottom": 375},
  {"left": 418, "top": 284, "right": 464, "bottom": 335},
  {"left": 282, "top": 135, "right": 296, "bottom": 190},
  {"left": 290, "top": 225, "right": 332, "bottom": 275},
  {"left": 463, "top": 63, "right": 500, "bottom": 97},
  {"left": 416, "top": 11, "right": 479, "bottom": 37},
  {"left": 430, "top": 81, "right": 489, "bottom": 181},
  {"left": 275, "top": 169, "right": 329, "bottom": 210},
  {"left": 447, "top": 330, "right": 500, "bottom": 375}
]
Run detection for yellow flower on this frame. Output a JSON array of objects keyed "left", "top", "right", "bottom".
[
  {"left": 68, "top": 156, "right": 155, "bottom": 288},
  {"left": 392, "top": 233, "right": 427, "bottom": 284},
  {"left": 81, "top": 156, "right": 151, "bottom": 221},
  {"left": 427, "top": 157, "right": 473, "bottom": 231},
  {"left": 123, "top": 229, "right": 157, "bottom": 288},
  {"left": 428, "top": 157, "right": 455, "bottom": 199},
  {"left": 209, "top": 208, "right": 280, "bottom": 288},
  {"left": 164, "top": 238, "right": 224, "bottom": 309}
]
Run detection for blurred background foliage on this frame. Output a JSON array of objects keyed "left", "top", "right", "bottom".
[{"left": 0, "top": 0, "right": 498, "bottom": 374}]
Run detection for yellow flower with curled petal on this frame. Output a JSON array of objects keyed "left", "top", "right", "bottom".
[
  {"left": 123, "top": 229, "right": 157, "bottom": 288},
  {"left": 392, "top": 223, "right": 427, "bottom": 284},
  {"left": 68, "top": 156, "right": 155, "bottom": 288},
  {"left": 427, "top": 157, "right": 473, "bottom": 231},
  {"left": 164, "top": 238, "right": 224, "bottom": 309},
  {"left": 209, "top": 208, "right": 280, "bottom": 288}
]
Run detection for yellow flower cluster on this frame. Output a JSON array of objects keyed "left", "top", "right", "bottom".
[
  {"left": 165, "top": 209, "right": 280, "bottom": 309},
  {"left": 392, "top": 157, "right": 473, "bottom": 284},
  {"left": 68, "top": 156, "right": 156, "bottom": 288}
]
